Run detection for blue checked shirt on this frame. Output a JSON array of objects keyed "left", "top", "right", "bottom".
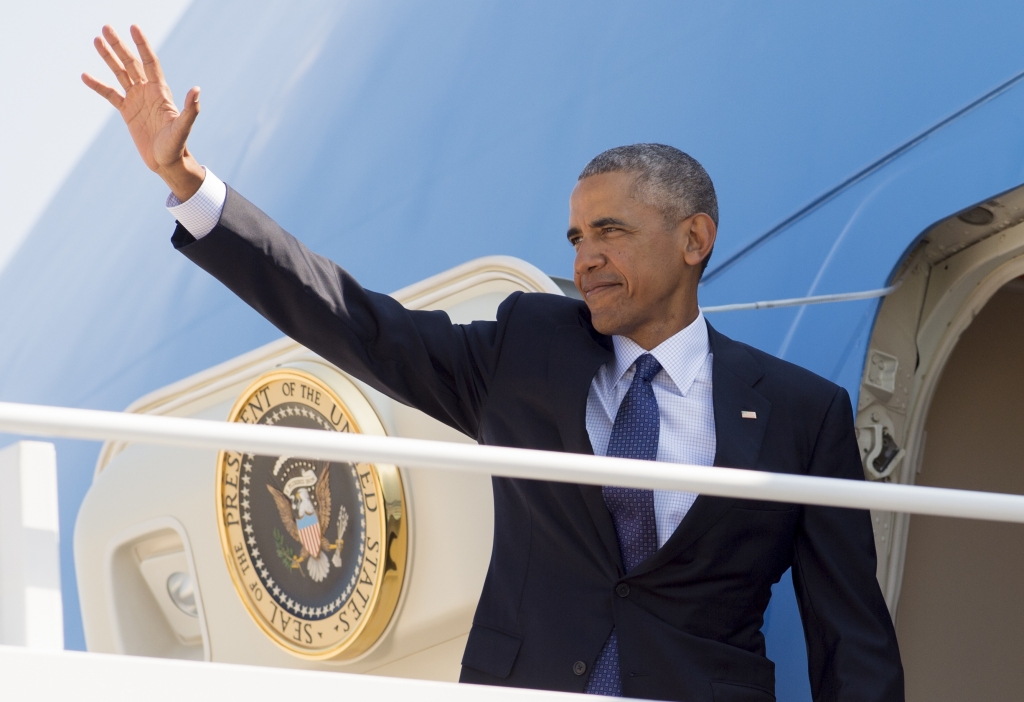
[
  {"left": 168, "top": 169, "right": 716, "bottom": 548},
  {"left": 586, "top": 315, "right": 715, "bottom": 548}
]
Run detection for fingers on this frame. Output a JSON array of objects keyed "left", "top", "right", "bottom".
[
  {"left": 130, "top": 25, "right": 165, "bottom": 84},
  {"left": 93, "top": 36, "right": 131, "bottom": 91},
  {"left": 172, "top": 86, "right": 202, "bottom": 141},
  {"left": 81, "top": 72, "right": 124, "bottom": 109},
  {"left": 102, "top": 25, "right": 145, "bottom": 85}
]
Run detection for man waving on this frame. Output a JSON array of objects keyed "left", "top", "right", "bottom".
[{"left": 84, "top": 25, "right": 903, "bottom": 702}]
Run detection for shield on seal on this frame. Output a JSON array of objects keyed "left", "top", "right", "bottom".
[{"left": 296, "top": 514, "right": 322, "bottom": 557}]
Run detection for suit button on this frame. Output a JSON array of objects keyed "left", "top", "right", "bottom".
[
  {"left": 573, "top": 661, "right": 587, "bottom": 676},
  {"left": 616, "top": 583, "right": 630, "bottom": 598}
]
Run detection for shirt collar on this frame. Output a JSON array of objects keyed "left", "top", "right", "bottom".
[{"left": 610, "top": 312, "right": 711, "bottom": 396}]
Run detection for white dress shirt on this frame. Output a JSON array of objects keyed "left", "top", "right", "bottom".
[
  {"left": 165, "top": 167, "right": 226, "bottom": 238},
  {"left": 586, "top": 316, "right": 715, "bottom": 548},
  {"left": 167, "top": 169, "right": 716, "bottom": 549}
]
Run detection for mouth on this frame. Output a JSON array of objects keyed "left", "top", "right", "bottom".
[{"left": 583, "top": 282, "right": 621, "bottom": 301}]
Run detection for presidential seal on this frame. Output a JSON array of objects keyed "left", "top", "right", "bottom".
[{"left": 216, "top": 368, "right": 406, "bottom": 660}]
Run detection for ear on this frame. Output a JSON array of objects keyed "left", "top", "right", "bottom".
[{"left": 682, "top": 213, "right": 716, "bottom": 267}]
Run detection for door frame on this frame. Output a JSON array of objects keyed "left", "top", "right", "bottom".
[{"left": 857, "top": 187, "right": 1024, "bottom": 614}]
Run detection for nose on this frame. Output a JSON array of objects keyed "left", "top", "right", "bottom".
[{"left": 573, "top": 238, "right": 604, "bottom": 279}]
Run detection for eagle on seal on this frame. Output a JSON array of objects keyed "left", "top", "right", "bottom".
[{"left": 266, "top": 463, "right": 335, "bottom": 582}]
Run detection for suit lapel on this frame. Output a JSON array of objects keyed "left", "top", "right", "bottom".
[
  {"left": 707, "top": 322, "right": 772, "bottom": 471},
  {"left": 547, "top": 320, "right": 621, "bottom": 570},
  {"left": 630, "top": 322, "right": 772, "bottom": 577},
  {"left": 547, "top": 323, "right": 612, "bottom": 454}
]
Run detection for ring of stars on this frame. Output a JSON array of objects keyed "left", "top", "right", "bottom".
[{"left": 236, "top": 403, "right": 370, "bottom": 622}]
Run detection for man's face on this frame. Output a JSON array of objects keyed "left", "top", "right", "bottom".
[{"left": 568, "top": 171, "right": 714, "bottom": 345}]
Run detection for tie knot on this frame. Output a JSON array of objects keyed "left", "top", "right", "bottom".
[{"left": 633, "top": 353, "right": 662, "bottom": 383}]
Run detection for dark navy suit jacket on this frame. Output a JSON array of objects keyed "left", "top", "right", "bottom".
[{"left": 173, "top": 187, "right": 903, "bottom": 702}]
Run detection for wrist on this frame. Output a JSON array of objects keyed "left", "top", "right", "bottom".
[{"left": 157, "top": 155, "right": 205, "bottom": 202}]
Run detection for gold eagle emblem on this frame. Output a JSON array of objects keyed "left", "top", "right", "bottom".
[{"left": 266, "top": 461, "right": 347, "bottom": 582}]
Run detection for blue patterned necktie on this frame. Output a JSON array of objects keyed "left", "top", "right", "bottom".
[{"left": 586, "top": 353, "right": 662, "bottom": 697}]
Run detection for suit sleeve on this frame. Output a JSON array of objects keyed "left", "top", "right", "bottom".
[
  {"left": 791, "top": 387, "right": 905, "bottom": 702},
  {"left": 172, "top": 185, "right": 512, "bottom": 438}
]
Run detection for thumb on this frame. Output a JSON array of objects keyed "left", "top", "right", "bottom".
[{"left": 172, "top": 86, "right": 201, "bottom": 142}]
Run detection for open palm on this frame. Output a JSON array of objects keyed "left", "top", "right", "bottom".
[{"left": 82, "top": 25, "right": 202, "bottom": 185}]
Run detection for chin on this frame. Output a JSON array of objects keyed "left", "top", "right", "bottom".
[{"left": 587, "top": 308, "right": 628, "bottom": 338}]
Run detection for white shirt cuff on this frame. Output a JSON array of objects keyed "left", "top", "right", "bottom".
[{"left": 166, "top": 167, "right": 227, "bottom": 239}]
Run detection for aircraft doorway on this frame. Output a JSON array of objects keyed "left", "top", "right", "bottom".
[
  {"left": 895, "top": 279, "right": 1024, "bottom": 701},
  {"left": 855, "top": 184, "right": 1024, "bottom": 702}
]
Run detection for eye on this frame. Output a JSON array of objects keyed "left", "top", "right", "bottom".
[{"left": 569, "top": 236, "right": 582, "bottom": 249}]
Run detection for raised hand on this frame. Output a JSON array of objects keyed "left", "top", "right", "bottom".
[{"left": 82, "top": 25, "right": 205, "bottom": 201}]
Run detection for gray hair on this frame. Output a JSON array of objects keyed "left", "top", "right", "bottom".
[{"left": 578, "top": 143, "right": 719, "bottom": 227}]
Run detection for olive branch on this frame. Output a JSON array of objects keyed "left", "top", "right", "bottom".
[{"left": 274, "top": 527, "right": 298, "bottom": 569}]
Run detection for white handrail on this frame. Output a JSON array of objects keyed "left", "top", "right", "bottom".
[
  {"left": 0, "top": 400, "right": 1021, "bottom": 523},
  {"left": 0, "top": 645, "right": 575, "bottom": 701},
  {"left": 702, "top": 283, "right": 899, "bottom": 313}
]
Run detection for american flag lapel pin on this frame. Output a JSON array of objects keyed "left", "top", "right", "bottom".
[{"left": 741, "top": 410, "right": 757, "bottom": 419}]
